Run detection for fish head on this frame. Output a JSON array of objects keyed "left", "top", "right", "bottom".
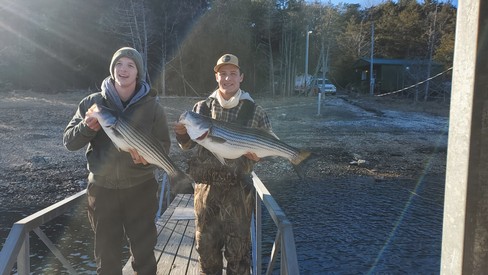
[
  {"left": 178, "top": 111, "right": 212, "bottom": 141},
  {"left": 89, "top": 104, "right": 117, "bottom": 129},
  {"left": 89, "top": 104, "right": 130, "bottom": 152}
]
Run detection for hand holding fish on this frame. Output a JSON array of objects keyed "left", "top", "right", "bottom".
[
  {"left": 129, "top": 148, "right": 148, "bottom": 165},
  {"left": 244, "top": 152, "right": 260, "bottom": 162},
  {"left": 174, "top": 122, "right": 188, "bottom": 135},
  {"left": 178, "top": 111, "right": 313, "bottom": 178},
  {"left": 176, "top": 120, "right": 259, "bottom": 161},
  {"left": 89, "top": 103, "right": 195, "bottom": 193},
  {"left": 84, "top": 105, "right": 102, "bottom": 131}
]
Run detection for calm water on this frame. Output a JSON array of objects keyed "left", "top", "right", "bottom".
[
  {"left": 0, "top": 202, "right": 99, "bottom": 274},
  {"left": 264, "top": 176, "right": 444, "bottom": 274},
  {"left": 1, "top": 175, "right": 444, "bottom": 274}
]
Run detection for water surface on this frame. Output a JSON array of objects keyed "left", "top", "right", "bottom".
[{"left": 1, "top": 175, "right": 444, "bottom": 274}]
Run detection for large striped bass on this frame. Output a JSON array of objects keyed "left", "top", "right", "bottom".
[
  {"left": 90, "top": 104, "right": 194, "bottom": 194},
  {"left": 178, "top": 111, "right": 312, "bottom": 178}
]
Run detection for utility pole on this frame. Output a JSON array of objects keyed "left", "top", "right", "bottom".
[
  {"left": 369, "top": 22, "right": 375, "bottom": 96},
  {"left": 424, "top": 4, "right": 438, "bottom": 102},
  {"left": 304, "top": 30, "right": 312, "bottom": 93}
]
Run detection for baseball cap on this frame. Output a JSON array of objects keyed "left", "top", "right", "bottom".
[{"left": 214, "top": 54, "right": 240, "bottom": 72}]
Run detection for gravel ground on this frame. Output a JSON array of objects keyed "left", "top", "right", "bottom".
[{"left": 0, "top": 90, "right": 449, "bottom": 210}]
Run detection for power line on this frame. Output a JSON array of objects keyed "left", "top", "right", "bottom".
[{"left": 375, "top": 67, "right": 453, "bottom": 97}]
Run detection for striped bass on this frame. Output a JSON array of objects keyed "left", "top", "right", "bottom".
[
  {"left": 90, "top": 104, "right": 194, "bottom": 193},
  {"left": 178, "top": 111, "right": 312, "bottom": 178}
]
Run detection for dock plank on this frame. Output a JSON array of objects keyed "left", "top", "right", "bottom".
[
  {"left": 123, "top": 194, "right": 232, "bottom": 274},
  {"left": 156, "top": 195, "right": 193, "bottom": 274},
  {"left": 123, "top": 194, "right": 197, "bottom": 275},
  {"left": 168, "top": 198, "right": 196, "bottom": 274}
]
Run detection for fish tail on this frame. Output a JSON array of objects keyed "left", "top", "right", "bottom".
[
  {"left": 292, "top": 164, "right": 305, "bottom": 179},
  {"left": 292, "top": 150, "right": 315, "bottom": 179},
  {"left": 170, "top": 171, "right": 195, "bottom": 194},
  {"left": 291, "top": 150, "right": 312, "bottom": 166}
]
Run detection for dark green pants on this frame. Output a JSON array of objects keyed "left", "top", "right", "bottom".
[
  {"left": 194, "top": 181, "right": 255, "bottom": 275},
  {"left": 87, "top": 178, "right": 158, "bottom": 275}
]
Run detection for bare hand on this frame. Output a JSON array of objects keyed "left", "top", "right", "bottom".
[
  {"left": 244, "top": 152, "right": 260, "bottom": 162},
  {"left": 129, "top": 149, "right": 148, "bottom": 165},
  {"left": 174, "top": 122, "right": 188, "bottom": 135},
  {"left": 84, "top": 105, "right": 101, "bottom": 131}
]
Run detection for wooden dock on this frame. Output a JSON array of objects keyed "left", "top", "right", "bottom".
[
  {"left": 122, "top": 194, "right": 201, "bottom": 275},
  {"left": 1, "top": 172, "right": 298, "bottom": 274}
]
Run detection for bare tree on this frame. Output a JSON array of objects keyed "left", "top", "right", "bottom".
[{"left": 99, "top": 0, "right": 150, "bottom": 80}]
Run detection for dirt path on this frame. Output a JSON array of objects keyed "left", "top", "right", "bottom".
[{"left": 0, "top": 90, "right": 449, "bottom": 210}]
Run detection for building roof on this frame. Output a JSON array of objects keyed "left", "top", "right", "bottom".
[{"left": 353, "top": 58, "right": 442, "bottom": 68}]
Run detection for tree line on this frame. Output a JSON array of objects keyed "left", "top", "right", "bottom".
[{"left": 0, "top": 0, "right": 456, "bottom": 97}]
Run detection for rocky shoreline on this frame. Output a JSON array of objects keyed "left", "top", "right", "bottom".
[{"left": 0, "top": 90, "right": 449, "bottom": 211}]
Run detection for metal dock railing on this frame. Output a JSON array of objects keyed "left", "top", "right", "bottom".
[{"left": 0, "top": 172, "right": 299, "bottom": 275}]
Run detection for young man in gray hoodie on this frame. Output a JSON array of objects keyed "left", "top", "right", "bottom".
[{"left": 64, "top": 47, "right": 170, "bottom": 274}]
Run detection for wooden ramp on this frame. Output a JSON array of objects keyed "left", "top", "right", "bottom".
[{"left": 122, "top": 194, "right": 201, "bottom": 275}]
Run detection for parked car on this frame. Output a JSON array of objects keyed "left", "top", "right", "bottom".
[{"left": 313, "top": 78, "right": 337, "bottom": 95}]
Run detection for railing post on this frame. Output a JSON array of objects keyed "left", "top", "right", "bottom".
[
  {"left": 251, "top": 172, "right": 300, "bottom": 274},
  {"left": 256, "top": 199, "right": 262, "bottom": 275},
  {"left": 280, "top": 222, "right": 299, "bottom": 275},
  {"left": 317, "top": 92, "right": 322, "bottom": 116},
  {"left": 16, "top": 232, "right": 30, "bottom": 275},
  {"left": 0, "top": 190, "right": 86, "bottom": 274}
]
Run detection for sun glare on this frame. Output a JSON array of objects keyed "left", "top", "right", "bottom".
[{"left": 1, "top": 1, "right": 106, "bottom": 72}]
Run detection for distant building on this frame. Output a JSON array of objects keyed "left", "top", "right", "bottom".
[{"left": 352, "top": 58, "right": 445, "bottom": 96}]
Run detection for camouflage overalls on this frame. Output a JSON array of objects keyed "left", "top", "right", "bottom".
[{"left": 177, "top": 96, "right": 273, "bottom": 275}]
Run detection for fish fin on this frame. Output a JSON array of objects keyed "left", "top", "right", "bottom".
[
  {"left": 292, "top": 164, "right": 305, "bottom": 179},
  {"left": 196, "top": 130, "right": 209, "bottom": 141},
  {"left": 204, "top": 135, "right": 228, "bottom": 163},
  {"left": 269, "top": 130, "right": 280, "bottom": 140},
  {"left": 211, "top": 152, "right": 227, "bottom": 165},
  {"left": 207, "top": 135, "right": 227, "bottom": 144},
  {"left": 110, "top": 127, "right": 126, "bottom": 152},
  {"left": 112, "top": 142, "right": 122, "bottom": 152}
]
